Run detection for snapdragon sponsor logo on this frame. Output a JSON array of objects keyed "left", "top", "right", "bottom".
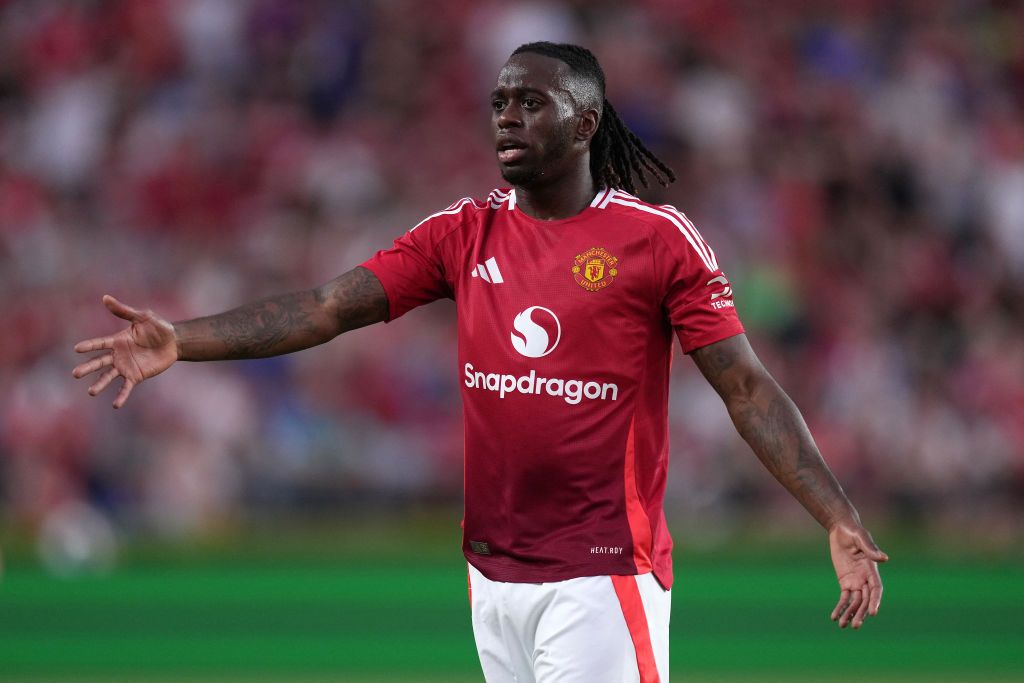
[
  {"left": 510, "top": 306, "right": 560, "bottom": 358},
  {"left": 463, "top": 364, "right": 619, "bottom": 405},
  {"left": 462, "top": 304, "right": 619, "bottom": 404}
]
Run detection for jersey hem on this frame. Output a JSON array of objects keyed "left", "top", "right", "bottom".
[{"left": 466, "top": 553, "right": 674, "bottom": 588}]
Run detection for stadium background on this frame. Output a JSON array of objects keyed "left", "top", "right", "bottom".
[{"left": 0, "top": 0, "right": 1021, "bottom": 681}]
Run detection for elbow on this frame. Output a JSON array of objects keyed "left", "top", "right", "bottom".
[
  {"left": 722, "top": 365, "right": 773, "bottom": 406},
  {"left": 722, "top": 368, "right": 779, "bottom": 424}
]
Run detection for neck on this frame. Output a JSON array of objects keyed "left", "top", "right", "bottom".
[{"left": 513, "top": 163, "right": 597, "bottom": 221}]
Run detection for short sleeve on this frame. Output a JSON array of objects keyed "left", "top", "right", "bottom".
[
  {"left": 652, "top": 210, "right": 745, "bottom": 353},
  {"left": 360, "top": 209, "right": 461, "bottom": 321}
]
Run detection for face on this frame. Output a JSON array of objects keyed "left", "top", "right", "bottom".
[{"left": 491, "top": 53, "right": 596, "bottom": 188}]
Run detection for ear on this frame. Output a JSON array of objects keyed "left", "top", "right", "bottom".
[{"left": 576, "top": 109, "right": 600, "bottom": 143}]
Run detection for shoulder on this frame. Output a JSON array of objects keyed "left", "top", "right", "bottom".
[
  {"left": 410, "top": 188, "right": 513, "bottom": 235},
  {"left": 601, "top": 189, "right": 697, "bottom": 236},
  {"left": 601, "top": 189, "right": 719, "bottom": 272}
]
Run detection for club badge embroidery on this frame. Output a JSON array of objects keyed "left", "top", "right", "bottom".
[{"left": 572, "top": 247, "right": 619, "bottom": 292}]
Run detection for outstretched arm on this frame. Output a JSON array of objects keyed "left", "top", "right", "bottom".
[
  {"left": 690, "top": 333, "right": 888, "bottom": 629},
  {"left": 73, "top": 266, "right": 388, "bottom": 407},
  {"left": 174, "top": 266, "right": 387, "bottom": 360}
]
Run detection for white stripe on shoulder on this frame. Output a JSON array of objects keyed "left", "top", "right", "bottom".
[
  {"left": 599, "top": 188, "right": 618, "bottom": 208},
  {"left": 590, "top": 187, "right": 610, "bottom": 208},
  {"left": 411, "top": 192, "right": 514, "bottom": 232},
  {"left": 608, "top": 196, "right": 717, "bottom": 271},
  {"left": 657, "top": 204, "right": 718, "bottom": 270},
  {"left": 409, "top": 197, "right": 476, "bottom": 232}
]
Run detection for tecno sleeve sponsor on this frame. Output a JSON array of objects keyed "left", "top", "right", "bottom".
[
  {"left": 667, "top": 271, "right": 744, "bottom": 353},
  {"left": 653, "top": 219, "right": 744, "bottom": 353}
]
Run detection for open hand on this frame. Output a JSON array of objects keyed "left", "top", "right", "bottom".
[
  {"left": 73, "top": 295, "right": 178, "bottom": 408},
  {"left": 829, "top": 521, "right": 888, "bottom": 629}
]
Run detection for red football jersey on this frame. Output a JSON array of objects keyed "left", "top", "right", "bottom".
[{"left": 361, "top": 187, "right": 743, "bottom": 588}]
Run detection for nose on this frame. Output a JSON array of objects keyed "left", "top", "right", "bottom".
[{"left": 496, "top": 104, "right": 522, "bottom": 129}]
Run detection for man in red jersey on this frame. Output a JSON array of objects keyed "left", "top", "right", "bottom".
[{"left": 74, "top": 42, "right": 886, "bottom": 682}]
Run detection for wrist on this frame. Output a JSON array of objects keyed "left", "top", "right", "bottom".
[
  {"left": 171, "top": 322, "right": 187, "bottom": 361},
  {"left": 825, "top": 509, "right": 862, "bottom": 533}
]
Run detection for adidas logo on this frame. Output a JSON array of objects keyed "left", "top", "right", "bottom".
[{"left": 471, "top": 257, "right": 504, "bottom": 283}]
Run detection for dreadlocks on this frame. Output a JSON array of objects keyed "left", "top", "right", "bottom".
[{"left": 511, "top": 41, "right": 676, "bottom": 196}]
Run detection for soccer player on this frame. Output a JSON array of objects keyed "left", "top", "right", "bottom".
[{"left": 74, "top": 42, "right": 886, "bottom": 682}]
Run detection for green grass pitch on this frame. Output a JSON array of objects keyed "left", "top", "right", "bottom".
[{"left": 0, "top": 539, "right": 1020, "bottom": 682}]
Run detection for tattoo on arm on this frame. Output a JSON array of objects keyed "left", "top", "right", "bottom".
[
  {"left": 207, "top": 290, "right": 320, "bottom": 359},
  {"left": 698, "top": 340, "right": 738, "bottom": 377},
  {"left": 318, "top": 266, "right": 389, "bottom": 334},
  {"left": 175, "top": 267, "right": 388, "bottom": 361},
  {"left": 692, "top": 336, "right": 858, "bottom": 529}
]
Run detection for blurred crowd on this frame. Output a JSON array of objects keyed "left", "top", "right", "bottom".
[{"left": 1, "top": 0, "right": 1022, "bottom": 554}]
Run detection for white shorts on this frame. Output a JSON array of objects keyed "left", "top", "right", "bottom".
[{"left": 468, "top": 564, "right": 671, "bottom": 682}]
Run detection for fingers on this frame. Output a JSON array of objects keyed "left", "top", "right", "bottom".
[
  {"left": 72, "top": 354, "right": 113, "bottom": 378},
  {"left": 860, "top": 544, "right": 889, "bottom": 562},
  {"left": 75, "top": 336, "right": 115, "bottom": 353},
  {"left": 855, "top": 530, "right": 889, "bottom": 563},
  {"left": 88, "top": 367, "right": 119, "bottom": 397},
  {"left": 103, "top": 295, "right": 145, "bottom": 323},
  {"left": 867, "top": 570, "right": 884, "bottom": 616},
  {"left": 831, "top": 589, "right": 849, "bottom": 622},
  {"left": 75, "top": 296, "right": 144, "bottom": 352},
  {"left": 79, "top": 363, "right": 137, "bottom": 408},
  {"left": 834, "top": 579, "right": 882, "bottom": 629},
  {"left": 850, "top": 589, "right": 870, "bottom": 629},
  {"left": 113, "top": 377, "right": 135, "bottom": 409},
  {"left": 838, "top": 589, "right": 863, "bottom": 628}
]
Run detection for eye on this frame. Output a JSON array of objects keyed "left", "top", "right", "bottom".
[
  {"left": 491, "top": 99, "right": 506, "bottom": 112},
  {"left": 522, "top": 98, "right": 541, "bottom": 109}
]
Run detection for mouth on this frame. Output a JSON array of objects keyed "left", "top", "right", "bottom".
[{"left": 496, "top": 138, "right": 528, "bottom": 164}]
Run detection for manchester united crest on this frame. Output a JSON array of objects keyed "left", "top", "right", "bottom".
[{"left": 571, "top": 247, "right": 619, "bottom": 292}]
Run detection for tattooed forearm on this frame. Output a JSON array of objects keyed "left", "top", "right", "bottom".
[
  {"left": 318, "top": 266, "right": 389, "bottom": 334},
  {"left": 209, "top": 291, "right": 321, "bottom": 359},
  {"left": 174, "top": 267, "right": 388, "bottom": 361},
  {"left": 692, "top": 335, "right": 859, "bottom": 529},
  {"left": 175, "top": 290, "right": 329, "bottom": 360},
  {"left": 730, "top": 389, "right": 853, "bottom": 528}
]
